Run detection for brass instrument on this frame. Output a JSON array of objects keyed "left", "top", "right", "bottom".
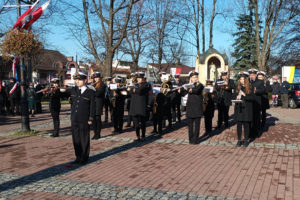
[{"left": 161, "top": 80, "right": 171, "bottom": 96}]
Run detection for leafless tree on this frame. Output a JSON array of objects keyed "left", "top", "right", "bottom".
[{"left": 252, "top": 0, "right": 299, "bottom": 71}]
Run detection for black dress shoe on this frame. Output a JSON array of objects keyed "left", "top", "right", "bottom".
[
  {"left": 50, "top": 134, "right": 59, "bottom": 137},
  {"left": 79, "top": 160, "right": 88, "bottom": 165},
  {"left": 243, "top": 140, "right": 249, "bottom": 147},
  {"left": 151, "top": 130, "right": 158, "bottom": 134},
  {"left": 236, "top": 141, "right": 243, "bottom": 147},
  {"left": 92, "top": 136, "right": 100, "bottom": 140}
]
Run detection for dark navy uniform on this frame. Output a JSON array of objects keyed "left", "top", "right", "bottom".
[
  {"left": 93, "top": 77, "right": 106, "bottom": 139},
  {"left": 203, "top": 81, "right": 216, "bottom": 134},
  {"left": 49, "top": 88, "right": 62, "bottom": 137},
  {"left": 130, "top": 78, "right": 150, "bottom": 140},
  {"left": 171, "top": 79, "right": 183, "bottom": 123},
  {"left": 150, "top": 91, "right": 166, "bottom": 135},
  {"left": 110, "top": 83, "right": 125, "bottom": 133},
  {"left": 67, "top": 73, "right": 95, "bottom": 164},
  {"left": 6, "top": 78, "right": 20, "bottom": 115}
]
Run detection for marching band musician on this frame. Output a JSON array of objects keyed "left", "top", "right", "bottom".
[
  {"left": 183, "top": 71, "right": 204, "bottom": 144},
  {"left": 110, "top": 76, "right": 125, "bottom": 134},
  {"left": 129, "top": 72, "right": 151, "bottom": 141},
  {"left": 171, "top": 74, "right": 183, "bottom": 123},
  {"left": 66, "top": 72, "right": 95, "bottom": 165},
  {"left": 257, "top": 71, "right": 272, "bottom": 130},
  {"left": 92, "top": 72, "right": 106, "bottom": 140},
  {"left": 47, "top": 78, "right": 63, "bottom": 137},
  {"left": 160, "top": 73, "right": 173, "bottom": 129},
  {"left": 248, "top": 68, "right": 265, "bottom": 139},
  {"left": 234, "top": 72, "right": 254, "bottom": 147},
  {"left": 125, "top": 73, "right": 136, "bottom": 127},
  {"left": 203, "top": 79, "right": 216, "bottom": 134},
  {"left": 215, "top": 71, "right": 235, "bottom": 129}
]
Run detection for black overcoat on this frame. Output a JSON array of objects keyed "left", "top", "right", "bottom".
[
  {"left": 129, "top": 82, "right": 150, "bottom": 117},
  {"left": 234, "top": 86, "right": 254, "bottom": 122},
  {"left": 185, "top": 83, "right": 204, "bottom": 118},
  {"left": 95, "top": 83, "right": 106, "bottom": 115},
  {"left": 215, "top": 79, "right": 235, "bottom": 106}
]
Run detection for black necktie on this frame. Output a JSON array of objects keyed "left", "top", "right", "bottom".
[{"left": 78, "top": 89, "right": 81, "bottom": 95}]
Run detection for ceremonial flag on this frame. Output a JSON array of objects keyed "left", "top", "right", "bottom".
[
  {"left": 12, "top": 0, "right": 39, "bottom": 30},
  {"left": 23, "top": 0, "right": 50, "bottom": 30},
  {"left": 12, "top": 56, "right": 20, "bottom": 78}
]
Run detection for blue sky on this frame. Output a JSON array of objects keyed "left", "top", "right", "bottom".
[{"left": 1, "top": 0, "right": 240, "bottom": 68}]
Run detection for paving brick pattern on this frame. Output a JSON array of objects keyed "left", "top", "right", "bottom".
[{"left": 0, "top": 104, "right": 299, "bottom": 199}]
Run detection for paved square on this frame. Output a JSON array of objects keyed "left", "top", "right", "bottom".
[{"left": 0, "top": 104, "right": 300, "bottom": 199}]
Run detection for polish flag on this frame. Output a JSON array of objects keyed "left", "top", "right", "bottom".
[
  {"left": 12, "top": 0, "right": 39, "bottom": 30},
  {"left": 23, "top": 0, "right": 50, "bottom": 30}
]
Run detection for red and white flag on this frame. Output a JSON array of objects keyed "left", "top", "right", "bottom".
[
  {"left": 12, "top": 0, "right": 39, "bottom": 30},
  {"left": 12, "top": 56, "right": 20, "bottom": 78},
  {"left": 23, "top": 0, "right": 50, "bottom": 30}
]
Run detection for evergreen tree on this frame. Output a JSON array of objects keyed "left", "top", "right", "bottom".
[{"left": 232, "top": 1, "right": 258, "bottom": 74}]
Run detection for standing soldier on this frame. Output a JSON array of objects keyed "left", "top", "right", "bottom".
[
  {"left": 150, "top": 86, "right": 165, "bottom": 135},
  {"left": 215, "top": 71, "right": 235, "bottom": 129},
  {"left": 184, "top": 71, "right": 204, "bottom": 144},
  {"left": 67, "top": 72, "right": 95, "bottom": 165},
  {"left": 125, "top": 73, "right": 136, "bottom": 127},
  {"left": 257, "top": 71, "right": 272, "bottom": 130},
  {"left": 35, "top": 80, "right": 43, "bottom": 113},
  {"left": 110, "top": 77, "right": 125, "bottom": 134},
  {"left": 171, "top": 74, "right": 183, "bottom": 123},
  {"left": 47, "top": 78, "right": 63, "bottom": 137},
  {"left": 92, "top": 72, "right": 106, "bottom": 139},
  {"left": 6, "top": 77, "right": 20, "bottom": 115},
  {"left": 248, "top": 68, "right": 265, "bottom": 139},
  {"left": 129, "top": 72, "right": 151, "bottom": 141},
  {"left": 203, "top": 79, "right": 216, "bottom": 134}
]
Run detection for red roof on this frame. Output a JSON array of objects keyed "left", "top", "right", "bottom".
[{"left": 148, "top": 63, "right": 194, "bottom": 74}]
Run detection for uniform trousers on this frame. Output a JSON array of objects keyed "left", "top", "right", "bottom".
[
  {"left": 250, "top": 103, "right": 261, "bottom": 138},
  {"left": 172, "top": 101, "right": 181, "bottom": 122},
  {"left": 112, "top": 108, "right": 124, "bottom": 131},
  {"left": 237, "top": 121, "right": 250, "bottom": 141},
  {"left": 217, "top": 104, "right": 229, "bottom": 127},
  {"left": 133, "top": 115, "right": 146, "bottom": 139},
  {"left": 93, "top": 115, "right": 102, "bottom": 137},
  {"left": 188, "top": 117, "right": 201, "bottom": 144},
  {"left": 261, "top": 108, "right": 266, "bottom": 128},
  {"left": 104, "top": 99, "right": 112, "bottom": 122},
  {"left": 152, "top": 114, "right": 163, "bottom": 135},
  {"left": 10, "top": 98, "right": 19, "bottom": 114},
  {"left": 50, "top": 109, "right": 60, "bottom": 136},
  {"left": 71, "top": 121, "right": 90, "bottom": 163}
]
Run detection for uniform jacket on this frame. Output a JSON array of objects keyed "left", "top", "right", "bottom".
[
  {"left": 250, "top": 78, "right": 265, "bottom": 106},
  {"left": 215, "top": 79, "right": 235, "bottom": 106},
  {"left": 261, "top": 80, "right": 272, "bottom": 110},
  {"left": 49, "top": 89, "right": 62, "bottom": 111},
  {"left": 185, "top": 83, "right": 204, "bottom": 118},
  {"left": 234, "top": 86, "right": 254, "bottom": 122},
  {"left": 129, "top": 82, "right": 150, "bottom": 117},
  {"left": 95, "top": 83, "right": 107, "bottom": 115},
  {"left": 67, "top": 86, "right": 95, "bottom": 122},
  {"left": 171, "top": 80, "right": 184, "bottom": 104},
  {"left": 109, "top": 88, "right": 125, "bottom": 111},
  {"left": 203, "top": 89, "right": 217, "bottom": 117}
]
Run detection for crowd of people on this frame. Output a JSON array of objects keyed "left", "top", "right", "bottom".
[{"left": 0, "top": 68, "right": 292, "bottom": 165}]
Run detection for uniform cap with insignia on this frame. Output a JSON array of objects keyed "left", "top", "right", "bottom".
[
  {"left": 258, "top": 71, "right": 266, "bottom": 76},
  {"left": 93, "top": 72, "right": 102, "bottom": 78},
  {"left": 188, "top": 71, "right": 198, "bottom": 77},
  {"left": 220, "top": 71, "right": 228, "bottom": 76},
  {"left": 248, "top": 68, "right": 258, "bottom": 74},
  {"left": 105, "top": 77, "right": 112, "bottom": 81},
  {"left": 51, "top": 78, "right": 60, "bottom": 83},
  {"left": 73, "top": 71, "right": 88, "bottom": 80},
  {"left": 136, "top": 71, "right": 145, "bottom": 78},
  {"left": 206, "top": 79, "right": 214, "bottom": 85},
  {"left": 238, "top": 71, "right": 249, "bottom": 78}
]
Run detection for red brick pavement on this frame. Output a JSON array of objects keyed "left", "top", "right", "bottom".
[
  {"left": 62, "top": 142, "right": 300, "bottom": 200},
  {"left": 0, "top": 136, "right": 122, "bottom": 176},
  {"left": 9, "top": 191, "right": 95, "bottom": 200}
]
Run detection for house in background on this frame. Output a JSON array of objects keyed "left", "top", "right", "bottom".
[{"left": 146, "top": 63, "right": 194, "bottom": 83}]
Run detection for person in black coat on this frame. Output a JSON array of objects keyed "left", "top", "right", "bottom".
[
  {"left": 92, "top": 72, "right": 106, "bottom": 139},
  {"left": 171, "top": 74, "right": 183, "bottom": 123},
  {"left": 125, "top": 74, "right": 136, "bottom": 127},
  {"left": 248, "top": 68, "right": 265, "bottom": 139},
  {"left": 6, "top": 77, "right": 20, "bottom": 115},
  {"left": 160, "top": 73, "right": 173, "bottom": 129},
  {"left": 110, "top": 77, "right": 126, "bottom": 134},
  {"left": 203, "top": 80, "right": 216, "bottom": 134},
  {"left": 215, "top": 71, "right": 235, "bottom": 128},
  {"left": 257, "top": 71, "right": 272, "bottom": 129},
  {"left": 234, "top": 72, "right": 254, "bottom": 147},
  {"left": 271, "top": 78, "right": 280, "bottom": 106},
  {"left": 280, "top": 77, "right": 290, "bottom": 108},
  {"left": 45, "top": 78, "right": 64, "bottom": 137},
  {"left": 183, "top": 71, "right": 204, "bottom": 144},
  {"left": 104, "top": 77, "right": 112, "bottom": 123},
  {"left": 66, "top": 72, "right": 95, "bottom": 165},
  {"left": 129, "top": 72, "right": 151, "bottom": 141},
  {"left": 35, "top": 81, "right": 43, "bottom": 113}
]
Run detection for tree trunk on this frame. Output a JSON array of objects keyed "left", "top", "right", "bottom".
[
  {"left": 201, "top": 0, "right": 205, "bottom": 53},
  {"left": 105, "top": 49, "right": 113, "bottom": 76},
  {"left": 209, "top": 0, "right": 216, "bottom": 48}
]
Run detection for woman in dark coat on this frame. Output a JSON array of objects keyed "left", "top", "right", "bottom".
[
  {"left": 234, "top": 73, "right": 254, "bottom": 147},
  {"left": 92, "top": 72, "right": 106, "bottom": 139},
  {"left": 203, "top": 80, "right": 216, "bottom": 134},
  {"left": 183, "top": 71, "right": 204, "bottom": 144},
  {"left": 129, "top": 72, "right": 150, "bottom": 141}
]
